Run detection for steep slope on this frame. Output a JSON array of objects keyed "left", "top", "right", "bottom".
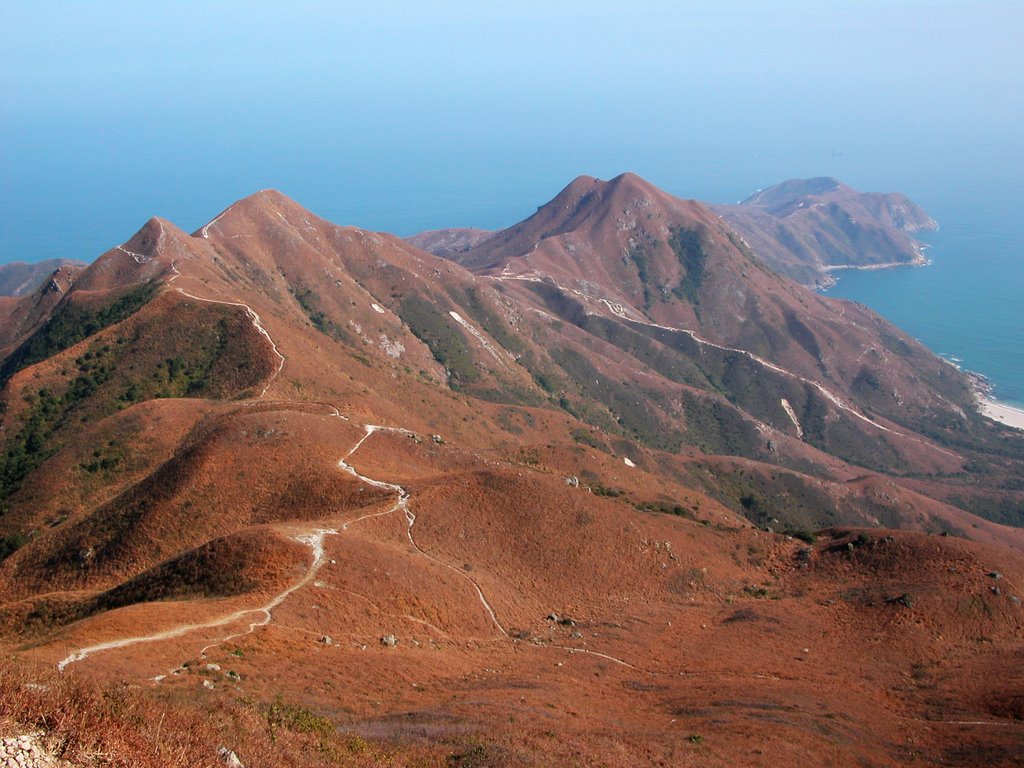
[
  {"left": 451, "top": 174, "right": 1022, "bottom": 483},
  {"left": 405, "top": 226, "right": 495, "bottom": 257},
  {"left": 714, "top": 177, "right": 937, "bottom": 286},
  {"left": 0, "top": 184, "right": 1022, "bottom": 767},
  {"left": 0, "top": 259, "right": 85, "bottom": 297},
  {"left": 0, "top": 263, "right": 83, "bottom": 354}
]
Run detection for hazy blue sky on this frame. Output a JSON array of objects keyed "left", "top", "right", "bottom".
[{"left": 1, "top": 1, "right": 1022, "bottom": 257}]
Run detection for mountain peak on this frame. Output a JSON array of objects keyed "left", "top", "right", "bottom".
[
  {"left": 235, "top": 188, "right": 294, "bottom": 209},
  {"left": 0, "top": 259, "right": 86, "bottom": 298},
  {"left": 740, "top": 177, "right": 846, "bottom": 209},
  {"left": 606, "top": 170, "right": 656, "bottom": 190},
  {"left": 717, "top": 178, "right": 936, "bottom": 284},
  {"left": 449, "top": 172, "right": 715, "bottom": 274},
  {"left": 193, "top": 189, "right": 311, "bottom": 242},
  {"left": 557, "top": 172, "right": 665, "bottom": 204}
]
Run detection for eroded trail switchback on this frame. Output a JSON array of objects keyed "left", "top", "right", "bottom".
[{"left": 56, "top": 417, "right": 508, "bottom": 673}]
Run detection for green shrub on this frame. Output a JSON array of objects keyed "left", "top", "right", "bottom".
[
  {"left": 399, "top": 295, "right": 478, "bottom": 388},
  {"left": 0, "top": 532, "right": 28, "bottom": 563},
  {"left": 289, "top": 284, "right": 351, "bottom": 344},
  {"left": 669, "top": 226, "right": 707, "bottom": 306},
  {"left": 0, "top": 281, "right": 157, "bottom": 388}
]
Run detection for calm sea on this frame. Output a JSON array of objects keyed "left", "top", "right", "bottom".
[
  {"left": 824, "top": 176, "right": 1024, "bottom": 408},
  {"left": 0, "top": 122, "right": 1020, "bottom": 407}
]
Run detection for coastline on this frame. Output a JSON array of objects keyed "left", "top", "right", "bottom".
[
  {"left": 820, "top": 244, "right": 1023, "bottom": 433},
  {"left": 821, "top": 249, "right": 931, "bottom": 274},
  {"left": 966, "top": 369, "right": 1024, "bottom": 431},
  {"left": 816, "top": 244, "right": 930, "bottom": 290},
  {"left": 979, "top": 397, "right": 1024, "bottom": 431}
]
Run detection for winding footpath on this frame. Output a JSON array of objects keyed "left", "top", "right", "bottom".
[
  {"left": 57, "top": 258, "right": 511, "bottom": 671},
  {"left": 57, "top": 419, "right": 508, "bottom": 672},
  {"left": 494, "top": 273, "right": 957, "bottom": 459},
  {"left": 57, "top": 529, "right": 335, "bottom": 673},
  {"left": 199, "top": 203, "right": 237, "bottom": 240},
  {"left": 336, "top": 421, "right": 508, "bottom": 637},
  {"left": 171, "top": 283, "right": 285, "bottom": 399},
  {"left": 56, "top": 264, "right": 721, "bottom": 679}
]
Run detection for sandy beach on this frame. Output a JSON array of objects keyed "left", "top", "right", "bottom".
[{"left": 980, "top": 397, "right": 1024, "bottom": 431}]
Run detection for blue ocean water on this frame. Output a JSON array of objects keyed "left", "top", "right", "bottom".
[
  {"left": 0, "top": 113, "right": 1021, "bottom": 408},
  {"left": 2, "top": 1, "right": 1022, "bottom": 411},
  {"left": 825, "top": 177, "right": 1024, "bottom": 408}
]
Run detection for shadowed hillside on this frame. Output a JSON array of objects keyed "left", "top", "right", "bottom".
[
  {"left": 713, "top": 177, "right": 937, "bottom": 286},
  {"left": 1, "top": 178, "right": 1022, "bottom": 767}
]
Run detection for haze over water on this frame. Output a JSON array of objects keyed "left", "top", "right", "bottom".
[{"left": 2, "top": 2, "right": 1021, "bottom": 402}]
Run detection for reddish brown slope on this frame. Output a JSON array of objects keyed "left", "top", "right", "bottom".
[
  {"left": 0, "top": 259, "right": 85, "bottom": 298},
  {"left": 405, "top": 227, "right": 495, "bottom": 257},
  {"left": 714, "top": 177, "right": 937, "bottom": 286},
  {"left": 0, "top": 185, "right": 1022, "bottom": 766},
  {"left": 12, "top": 424, "right": 1023, "bottom": 767},
  {"left": 0, "top": 264, "right": 82, "bottom": 353},
  {"left": 452, "top": 174, "right": 991, "bottom": 472}
]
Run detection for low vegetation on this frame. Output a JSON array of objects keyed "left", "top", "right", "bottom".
[
  {"left": 399, "top": 294, "right": 478, "bottom": 389},
  {"left": 687, "top": 461, "right": 838, "bottom": 534},
  {"left": 0, "top": 300, "right": 273, "bottom": 513},
  {"left": 0, "top": 658, "right": 457, "bottom": 767},
  {"left": 0, "top": 281, "right": 157, "bottom": 388},
  {"left": 668, "top": 226, "right": 707, "bottom": 306},
  {"left": 289, "top": 283, "right": 352, "bottom": 344},
  {"left": 549, "top": 346, "right": 684, "bottom": 452}
]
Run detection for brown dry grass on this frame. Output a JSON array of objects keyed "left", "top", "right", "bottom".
[
  {"left": 0, "top": 658, "right": 461, "bottom": 768},
  {"left": 0, "top": 657, "right": 212, "bottom": 767}
]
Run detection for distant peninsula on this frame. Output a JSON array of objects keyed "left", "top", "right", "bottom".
[
  {"left": 712, "top": 177, "right": 937, "bottom": 287},
  {"left": 406, "top": 177, "right": 937, "bottom": 290},
  {"left": 0, "top": 259, "right": 86, "bottom": 297}
]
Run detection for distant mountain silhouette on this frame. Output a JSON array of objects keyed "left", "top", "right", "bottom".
[
  {"left": 714, "top": 177, "right": 937, "bottom": 286},
  {"left": 1, "top": 176, "right": 1021, "bottom": 767}
]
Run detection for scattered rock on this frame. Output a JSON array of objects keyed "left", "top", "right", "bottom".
[
  {"left": 886, "top": 593, "right": 914, "bottom": 608},
  {"left": 570, "top": 631, "right": 583, "bottom": 639},
  {"left": 77, "top": 546, "right": 95, "bottom": 567},
  {"left": 380, "top": 634, "right": 398, "bottom": 647},
  {"left": 988, "top": 571, "right": 1003, "bottom": 580},
  {"left": 0, "top": 733, "right": 55, "bottom": 768},
  {"left": 206, "top": 663, "right": 221, "bottom": 672},
  {"left": 218, "top": 746, "right": 245, "bottom": 768},
  {"left": 564, "top": 476, "right": 579, "bottom": 488},
  {"left": 546, "top": 613, "right": 559, "bottom": 623},
  {"left": 431, "top": 434, "right": 444, "bottom": 444},
  {"left": 203, "top": 679, "right": 215, "bottom": 689},
  {"left": 796, "top": 547, "right": 813, "bottom": 562},
  {"left": 557, "top": 616, "right": 576, "bottom": 627},
  {"left": 318, "top": 635, "right": 333, "bottom": 645}
]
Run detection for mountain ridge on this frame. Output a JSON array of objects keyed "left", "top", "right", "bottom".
[
  {"left": 0, "top": 259, "right": 87, "bottom": 298},
  {"left": 1, "top": 175, "right": 1022, "bottom": 767},
  {"left": 714, "top": 176, "right": 937, "bottom": 285},
  {"left": 411, "top": 174, "right": 939, "bottom": 288}
]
